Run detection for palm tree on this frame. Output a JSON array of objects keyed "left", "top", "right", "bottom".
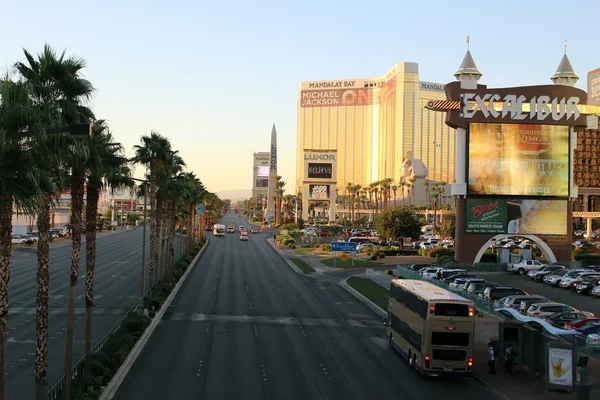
[
  {"left": 345, "top": 182, "right": 354, "bottom": 223},
  {"left": 131, "top": 132, "right": 172, "bottom": 299},
  {"left": 274, "top": 176, "right": 286, "bottom": 225},
  {"left": 391, "top": 185, "right": 398, "bottom": 207},
  {"left": 0, "top": 77, "right": 49, "bottom": 400},
  {"left": 83, "top": 119, "right": 129, "bottom": 377},
  {"left": 14, "top": 44, "right": 95, "bottom": 400}
]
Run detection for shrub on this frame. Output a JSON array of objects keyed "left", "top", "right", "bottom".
[
  {"left": 370, "top": 255, "right": 378, "bottom": 260},
  {"left": 437, "top": 255, "right": 455, "bottom": 265},
  {"left": 378, "top": 252, "right": 385, "bottom": 258},
  {"left": 428, "top": 247, "right": 454, "bottom": 258}
]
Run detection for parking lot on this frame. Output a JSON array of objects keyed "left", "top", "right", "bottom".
[{"left": 477, "top": 271, "right": 600, "bottom": 317}]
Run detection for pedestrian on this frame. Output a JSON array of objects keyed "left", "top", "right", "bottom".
[
  {"left": 488, "top": 342, "right": 496, "bottom": 374},
  {"left": 505, "top": 344, "right": 515, "bottom": 376},
  {"left": 436, "top": 270, "right": 442, "bottom": 280}
]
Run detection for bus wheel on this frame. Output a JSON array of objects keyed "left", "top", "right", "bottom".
[
  {"left": 412, "top": 354, "right": 417, "bottom": 369},
  {"left": 408, "top": 350, "right": 413, "bottom": 365},
  {"left": 389, "top": 334, "right": 393, "bottom": 346}
]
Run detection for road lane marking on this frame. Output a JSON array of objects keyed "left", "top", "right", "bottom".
[
  {"left": 8, "top": 307, "right": 129, "bottom": 316},
  {"left": 162, "top": 313, "right": 379, "bottom": 328}
]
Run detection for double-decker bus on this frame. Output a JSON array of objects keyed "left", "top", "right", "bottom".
[
  {"left": 213, "top": 224, "right": 226, "bottom": 237},
  {"left": 384, "top": 279, "right": 475, "bottom": 377}
]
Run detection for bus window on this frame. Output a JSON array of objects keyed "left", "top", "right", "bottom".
[
  {"left": 431, "top": 332, "right": 470, "bottom": 347},
  {"left": 433, "top": 303, "right": 469, "bottom": 317}
]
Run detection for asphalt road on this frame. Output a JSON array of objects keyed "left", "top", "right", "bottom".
[
  {"left": 115, "top": 213, "right": 497, "bottom": 400},
  {"left": 474, "top": 271, "right": 600, "bottom": 316},
  {"left": 7, "top": 227, "right": 186, "bottom": 399}
]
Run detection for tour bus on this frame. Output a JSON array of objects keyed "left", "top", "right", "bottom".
[
  {"left": 213, "top": 224, "right": 226, "bottom": 237},
  {"left": 384, "top": 279, "right": 475, "bottom": 377}
]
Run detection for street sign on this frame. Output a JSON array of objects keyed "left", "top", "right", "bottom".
[
  {"left": 366, "top": 268, "right": 374, "bottom": 277},
  {"left": 331, "top": 241, "right": 357, "bottom": 253},
  {"left": 340, "top": 252, "right": 349, "bottom": 261},
  {"left": 197, "top": 204, "right": 204, "bottom": 215}
]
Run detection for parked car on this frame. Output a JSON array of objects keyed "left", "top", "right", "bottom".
[
  {"left": 526, "top": 303, "right": 578, "bottom": 318},
  {"left": 484, "top": 286, "right": 527, "bottom": 301},
  {"left": 517, "top": 297, "right": 550, "bottom": 314},
  {"left": 503, "top": 295, "right": 544, "bottom": 309},
  {"left": 466, "top": 281, "right": 496, "bottom": 296},
  {"left": 545, "top": 311, "right": 595, "bottom": 326},
  {"left": 576, "top": 277, "right": 600, "bottom": 295},
  {"left": 528, "top": 265, "right": 566, "bottom": 281},
  {"left": 564, "top": 318, "right": 600, "bottom": 330},
  {"left": 450, "top": 277, "right": 483, "bottom": 289},
  {"left": 507, "top": 259, "right": 546, "bottom": 275},
  {"left": 544, "top": 269, "right": 592, "bottom": 286},
  {"left": 559, "top": 272, "right": 600, "bottom": 289},
  {"left": 409, "top": 264, "right": 436, "bottom": 272}
]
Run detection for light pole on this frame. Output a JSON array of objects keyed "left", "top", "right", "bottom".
[{"left": 131, "top": 177, "right": 149, "bottom": 302}]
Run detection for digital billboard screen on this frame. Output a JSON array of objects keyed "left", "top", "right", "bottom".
[
  {"left": 468, "top": 123, "right": 569, "bottom": 197},
  {"left": 256, "top": 166, "right": 269, "bottom": 177},
  {"left": 309, "top": 184, "right": 330, "bottom": 200},
  {"left": 307, "top": 163, "right": 333, "bottom": 179},
  {"left": 465, "top": 198, "right": 567, "bottom": 235},
  {"left": 256, "top": 178, "right": 268, "bottom": 188}
]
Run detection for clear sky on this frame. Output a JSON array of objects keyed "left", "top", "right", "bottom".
[{"left": 2, "top": 0, "right": 598, "bottom": 196}]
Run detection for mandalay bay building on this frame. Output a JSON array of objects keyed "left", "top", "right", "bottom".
[{"left": 296, "top": 62, "right": 456, "bottom": 193}]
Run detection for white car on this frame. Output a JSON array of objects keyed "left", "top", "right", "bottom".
[
  {"left": 506, "top": 259, "right": 545, "bottom": 275},
  {"left": 527, "top": 265, "right": 565, "bottom": 280},
  {"left": 420, "top": 268, "right": 441, "bottom": 278},
  {"left": 559, "top": 272, "right": 600, "bottom": 288},
  {"left": 526, "top": 302, "right": 577, "bottom": 317},
  {"left": 450, "top": 278, "right": 484, "bottom": 289},
  {"left": 11, "top": 234, "right": 27, "bottom": 245},
  {"left": 544, "top": 269, "right": 591, "bottom": 286}
]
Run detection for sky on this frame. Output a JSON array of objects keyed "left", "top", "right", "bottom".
[{"left": 2, "top": 0, "right": 598, "bottom": 197}]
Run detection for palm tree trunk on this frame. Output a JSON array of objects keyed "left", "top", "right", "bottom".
[
  {"left": 148, "top": 171, "right": 157, "bottom": 298},
  {"left": 154, "top": 196, "right": 163, "bottom": 287},
  {"left": 0, "top": 196, "right": 13, "bottom": 400},
  {"left": 65, "top": 171, "right": 85, "bottom": 400},
  {"left": 169, "top": 201, "right": 176, "bottom": 274},
  {"left": 84, "top": 186, "right": 100, "bottom": 376},
  {"left": 35, "top": 193, "right": 51, "bottom": 400}
]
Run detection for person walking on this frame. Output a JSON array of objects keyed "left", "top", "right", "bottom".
[
  {"left": 488, "top": 342, "right": 496, "bottom": 374},
  {"left": 505, "top": 344, "right": 515, "bottom": 376}
]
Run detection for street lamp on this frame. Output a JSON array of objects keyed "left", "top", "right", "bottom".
[{"left": 131, "top": 177, "right": 149, "bottom": 300}]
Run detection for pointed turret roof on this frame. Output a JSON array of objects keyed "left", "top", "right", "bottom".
[
  {"left": 551, "top": 54, "right": 579, "bottom": 81},
  {"left": 454, "top": 50, "right": 482, "bottom": 79}
]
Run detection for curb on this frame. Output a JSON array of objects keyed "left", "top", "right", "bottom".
[
  {"left": 264, "top": 238, "right": 320, "bottom": 278},
  {"left": 472, "top": 375, "right": 510, "bottom": 400},
  {"left": 98, "top": 240, "right": 209, "bottom": 400},
  {"left": 339, "top": 277, "right": 386, "bottom": 318}
]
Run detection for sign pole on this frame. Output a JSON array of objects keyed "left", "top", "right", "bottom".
[{"left": 334, "top": 254, "right": 336, "bottom": 269}]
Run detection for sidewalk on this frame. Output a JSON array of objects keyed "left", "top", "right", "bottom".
[{"left": 364, "top": 270, "right": 579, "bottom": 400}]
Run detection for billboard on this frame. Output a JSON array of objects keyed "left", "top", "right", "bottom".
[
  {"left": 465, "top": 198, "right": 567, "bottom": 235},
  {"left": 309, "top": 184, "right": 330, "bottom": 200},
  {"left": 468, "top": 123, "right": 569, "bottom": 197},
  {"left": 256, "top": 178, "right": 268, "bottom": 188},
  {"left": 589, "top": 68, "right": 600, "bottom": 106},
  {"left": 300, "top": 88, "right": 373, "bottom": 108},
  {"left": 307, "top": 163, "right": 332, "bottom": 179},
  {"left": 256, "top": 166, "right": 269, "bottom": 177}
]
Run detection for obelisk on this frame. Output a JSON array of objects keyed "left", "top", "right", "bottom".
[{"left": 265, "top": 124, "right": 277, "bottom": 223}]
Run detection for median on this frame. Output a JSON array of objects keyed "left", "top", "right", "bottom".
[
  {"left": 346, "top": 277, "right": 389, "bottom": 311},
  {"left": 290, "top": 258, "right": 316, "bottom": 274},
  {"left": 321, "top": 257, "right": 379, "bottom": 269}
]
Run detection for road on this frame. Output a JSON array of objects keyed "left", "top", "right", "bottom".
[
  {"left": 7, "top": 227, "right": 186, "bottom": 399},
  {"left": 474, "top": 271, "right": 600, "bottom": 316},
  {"left": 115, "top": 213, "right": 497, "bottom": 400}
]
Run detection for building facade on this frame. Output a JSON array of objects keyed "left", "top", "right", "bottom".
[
  {"left": 251, "top": 152, "right": 270, "bottom": 210},
  {"left": 296, "top": 62, "right": 455, "bottom": 196}
]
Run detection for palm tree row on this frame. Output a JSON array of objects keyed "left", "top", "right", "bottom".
[{"left": 0, "top": 44, "right": 215, "bottom": 400}]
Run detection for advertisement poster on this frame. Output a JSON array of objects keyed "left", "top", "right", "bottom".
[
  {"left": 307, "top": 163, "right": 333, "bottom": 179},
  {"left": 300, "top": 88, "right": 373, "bottom": 108},
  {"left": 466, "top": 198, "right": 567, "bottom": 235},
  {"left": 309, "top": 184, "right": 330, "bottom": 200},
  {"left": 256, "top": 166, "right": 269, "bottom": 177},
  {"left": 548, "top": 347, "right": 572, "bottom": 386},
  {"left": 468, "top": 123, "right": 569, "bottom": 197},
  {"left": 255, "top": 178, "right": 268, "bottom": 188}
]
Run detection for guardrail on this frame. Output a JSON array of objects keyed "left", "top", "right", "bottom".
[{"left": 45, "top": 252, "right": 189, "bottom": 400}]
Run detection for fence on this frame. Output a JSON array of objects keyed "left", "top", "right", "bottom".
[
  {"left": 45, "top": 252, "right": 189, "bottom": 400},
  {"left": 434, "top": 260, "right": 583, "bottom": 273}
]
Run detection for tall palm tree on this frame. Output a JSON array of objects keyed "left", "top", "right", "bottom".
[
  {"left": 274, "top": 176, "right": 286, "bottom": 225},
  {"left": 83, "top": 119, "right": 129, "bottom": 376},
  {"left": 14, "top": 44, "right": 95, "bottom": 400},
  {"left": 131, "top": 132, "right": 172, "bottom": 298},
  {"left": 0, "top": 77, "right": 49, "bottom": 400}
]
